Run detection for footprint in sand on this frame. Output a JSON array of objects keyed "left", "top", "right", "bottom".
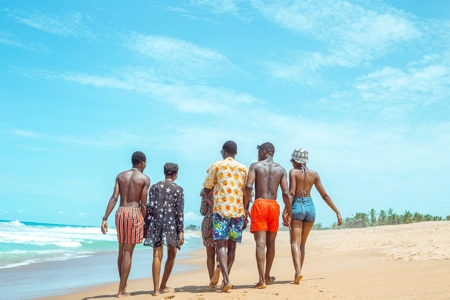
[{"left": 164, "top": 296, "right": 175, "bottom": 299}]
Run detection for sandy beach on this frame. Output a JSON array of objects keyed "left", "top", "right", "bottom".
[{"left": 40, "top": 221, "right": 450, "bottom": 300}]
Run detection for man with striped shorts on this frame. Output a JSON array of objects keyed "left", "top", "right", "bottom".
[{"left": 101, "top": 151, "right": 150, "bottom": 298}]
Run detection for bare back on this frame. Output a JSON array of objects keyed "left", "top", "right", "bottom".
[
  {"left": 252, "top": 160, "right": 287, "bottom": 200},
  {"left": 289, "top": 168, "right": 319, "bottom": 197},
  {"left": 116, "top": 169, "right": 150, "bottom": 208}
]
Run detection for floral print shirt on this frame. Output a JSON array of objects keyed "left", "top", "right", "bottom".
[
  {"left": 144, "top": 180, "right": 184, "bottom": 249},
  {"left": 203, "top": 157, "right": 248, "bottom": 218}
]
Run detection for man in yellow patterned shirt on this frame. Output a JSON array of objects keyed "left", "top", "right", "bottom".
[{"left": 202, "top": 140, "right": 248, "bottom": 292}]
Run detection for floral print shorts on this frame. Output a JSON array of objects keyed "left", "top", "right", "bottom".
[{"left": 213, "top": 213, "right": 244, "bottom": 243}]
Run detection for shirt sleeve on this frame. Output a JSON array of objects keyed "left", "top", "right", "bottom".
[
  {"left": 202, "top": 163, "right": 217, "bottom": 189},
  {"left": 144, "top": 186, "right": 155, "bottom": 230},
  {"left": 176, "top": 187, "right": 184, "bottom": 233}
]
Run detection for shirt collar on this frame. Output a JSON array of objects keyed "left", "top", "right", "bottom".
[{"left": 224, "top": 157, "right": 235, "bottom": 161}]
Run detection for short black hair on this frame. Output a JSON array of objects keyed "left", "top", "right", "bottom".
[
  {"left": 164, "top": 162, "right": 179, "bottom": 176},
  {"left": 131, "top": 151, "right": 146, "bottom": 165},
  {"left": 260, "top": 142, "right": 275, "bottom": 154},
  {"left": 222, "top": 140, "right": 237, "bottom": 154}
]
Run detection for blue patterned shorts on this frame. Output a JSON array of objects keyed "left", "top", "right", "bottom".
[{"left": 213, "top": 213, "right": 244, "bottom": 243}]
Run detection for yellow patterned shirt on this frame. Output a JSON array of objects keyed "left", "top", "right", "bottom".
[{"left": 203, "top": 157, "right": 248, "bottom": 218}]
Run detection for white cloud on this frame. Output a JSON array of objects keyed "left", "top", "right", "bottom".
[
  {"left": 0, "top": 128, "right": 46, "bottom": 139},
  {"left": 78, "top": 213, "right": 86, "bottom": 218},
  {"left": 250, "top": 0, "right": 422, "bottom": 84},
  {"left": 184, "top": 211, "right": 203, "bottom": 226},
  {"left": 123, "top": 33, "right": 241, "bottom": 79},
  {"left": 4, "top": 8, "right": 95, "bottom": 38},
  {"left": 0, "top": 31, "right": 48, "bottom": 52},
  {"left": 59, "top": 211, "right": 64, "bottom": 215},
  {"left": 324, "top": 51, "right": 450, "bottom": 115},
  {"left": 15, "top": 67, "right": 259, "bottom": 115},
  {"left": 18, "top": 210, "right": 24, "bottom": 213}
]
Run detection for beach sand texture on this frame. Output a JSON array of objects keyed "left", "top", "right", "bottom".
[{"left": 41, "top": 221, "right": 450, "bottom": 300}]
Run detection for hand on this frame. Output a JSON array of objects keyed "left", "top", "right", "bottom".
[
  {"left": 178, "top": 232, "right": 185, "bottom": 247},
  {"left": 244, "top": 209, "right": 250, "bottom": 220},
  {"left": 282, "top": 209, "right": 291, "bottom": 229},
  {"left": 336, "top": 213, "right": 343, "bottom": 226},
  {"left": 243, "top": 218, "right": 249, "bottom": 230},
  {"left": 101, "top": 220, "right": 108, "bottom": 234}
]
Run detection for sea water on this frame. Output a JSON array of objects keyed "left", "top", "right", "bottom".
[
  {"left": 0, "top": 220, "right": 203, "bottom": 299},
  {"left": 0, "top": 219, "right": 201, "bottom": 269}
]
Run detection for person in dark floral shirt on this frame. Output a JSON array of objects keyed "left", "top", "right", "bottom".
[{"left": 144, "top": 162, "right": 184, "bottom": 296}]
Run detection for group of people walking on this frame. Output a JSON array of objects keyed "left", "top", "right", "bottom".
[{"left": 101, "top": 141, "right": 342, "bottom": 297}]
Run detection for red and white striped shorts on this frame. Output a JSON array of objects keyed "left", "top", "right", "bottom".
[{"left": 115, "top": 207, "right": 144, "bottom": 244}]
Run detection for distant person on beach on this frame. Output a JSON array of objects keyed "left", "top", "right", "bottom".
[
  {"left": 101, "top": 151, "right": 150, "bottom": 298},
  {"left": 199, "top": 188, "right": 221, "bottom": 288},
  {"left": 243, "top": 142, "right": 292, "bottom": 289},
  {"left": 144, "top": 162, "right": 184, "bottom": 296},
  {"left": 202, "top": 140, "right": 248, "bottom": 292},
  {"left": 287, "top": 148, "right": 342, "bottom": 284}
]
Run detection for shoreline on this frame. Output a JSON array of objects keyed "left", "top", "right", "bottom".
[
  {"left": 35, "top": 221, "right": 450, "bottom": 300},
  {"left": 2, "top": 245, "right": 201, "bottom": 300}
]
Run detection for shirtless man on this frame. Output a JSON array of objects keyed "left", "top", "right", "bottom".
[
  {"left": 243, "top": 142, "right": 292, "bottom": 289},
  {"left": 101, "top": 151, "right": 150, "bottom": 298},
  {"left": 287, "top": 148, "right": 342, "bottom": 284}
]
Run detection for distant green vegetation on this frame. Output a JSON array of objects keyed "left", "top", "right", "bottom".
[{"left": 312, "top": 209, "right": 449, "bottom": 230}]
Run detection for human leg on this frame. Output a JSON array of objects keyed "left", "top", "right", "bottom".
[
  {"left": 160, "top": 246, "right": 177, "bottom": 291},
  {"left": 290, "top": 219, "right": 303, "bottom": 283},
  {"left": 216, "top": 239, "right": 232, "bottom": 292},
  {"left": 253, "top": 231, "right": 267, "bottom": 288},
  {"left": 265, "top": 231, "right": 277, "bottom": 284},
  {"left": 117, "top": 243, "right": 124, "bottom": 278},
  {"left": 117, "top": 243, "right": 136, "bottom": 297},
  {"left": 206, "top": 246, "right": 216, "bottom": 279},
  {"left": 227, "top": 239, "right": 236, "bottom": 275},
  {"left": 152, "top": 245, "right": 163, "bottom": 296},
  {"left": 300, "top": 221, "right": 314, "bottom": 272}
]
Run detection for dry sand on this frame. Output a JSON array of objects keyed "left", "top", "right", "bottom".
[{"left": 43, "top": 221, "right": 450, "bottom": 300}]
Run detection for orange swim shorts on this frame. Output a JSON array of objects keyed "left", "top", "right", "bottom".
[
  {"left": 115, "top": 207, "right": 144, "bottom": 244},
  {"left": 250, "top": 199, "right": 280, "bottom": 233}
]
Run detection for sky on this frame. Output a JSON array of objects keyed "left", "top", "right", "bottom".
[{"left": 1, "top": 0, "right": 449, "bottom": 227}]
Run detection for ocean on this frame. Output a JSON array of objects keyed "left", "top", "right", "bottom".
[{"left": 0, "top": 219, "right": 203, "bottom": 299}]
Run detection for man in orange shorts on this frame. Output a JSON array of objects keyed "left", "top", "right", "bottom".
[
  {"left": 101, "top": 151, "right": 150, "bottom": 298},
  {"left": 244, "top": 142, "right": 292, "bottom": 289}
]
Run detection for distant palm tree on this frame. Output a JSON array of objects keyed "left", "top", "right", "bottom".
[
  {"left": 413, "top": 212, "right": 423, "bottom": 223},
  {"left": 369, "top": 208, "right": 377, "bottom": 226},
  {"left": 402, "top": 210, "right": 413, "bottom": 224},
  {"left": 378, "top": 210, "right": 387, "bottom": 225}
]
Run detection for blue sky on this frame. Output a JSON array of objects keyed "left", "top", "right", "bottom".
[{"left": 1, "top": 0, "right": 449, "bottom": 227}]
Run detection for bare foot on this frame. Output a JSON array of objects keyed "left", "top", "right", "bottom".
[
  {"left": 152, "top": 289, "right": 160, "bottom": 297},
  {"left": 221, "top": 282, "right": 232, "bottom": 293},
  {"left": 265, "top": 276, "right": 276, "bottom": 285},
  {"left": 117, "top": 292, "right": 131, "bottom": 298},
  {"left": 253, "top": 282, "right": 266, "bottom": 289},
  {"left": 209, "top": 267, "right": 221, "bottom": 287},
  {"left": 294, "top": 274, "right": 303, "bottom": 284},
  {"left": 160, "top": 286, "right": 172, "bottom": 293}
]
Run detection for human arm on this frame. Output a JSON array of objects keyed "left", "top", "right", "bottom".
[
  {"left": 199, "top": 189, "right": 209, "bottom": 216},
  {"left": 144, "top": 185, "right": 154, "bottom": 234},
  {"left": 280, "top": 169, "right": 292, "bottom": 228},
  {"left": 243, "top": 163, "right": 256, "bottom": 220},
  {"left": 176, "top": 187, "right": 185, "bottom": 247},
  {"left": 140, "top": 177, "right": 150, "bottom": 221},
  {"left": 101, "top": 176, "right": 119, "bottom": 234},
  {"left": 202, "top": 164, "right": 216, "bottom": 196},
  {"left": 314, "top": 174, "right": 342, "bottom": 226}
]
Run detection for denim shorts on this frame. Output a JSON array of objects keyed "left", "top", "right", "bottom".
[{"left": 292, "top": 197, "right": 316, "bottom": 222}]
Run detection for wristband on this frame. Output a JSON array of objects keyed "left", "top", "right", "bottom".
[{"left": 102, "top": 217, "right": 108, "bottom": 221}]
